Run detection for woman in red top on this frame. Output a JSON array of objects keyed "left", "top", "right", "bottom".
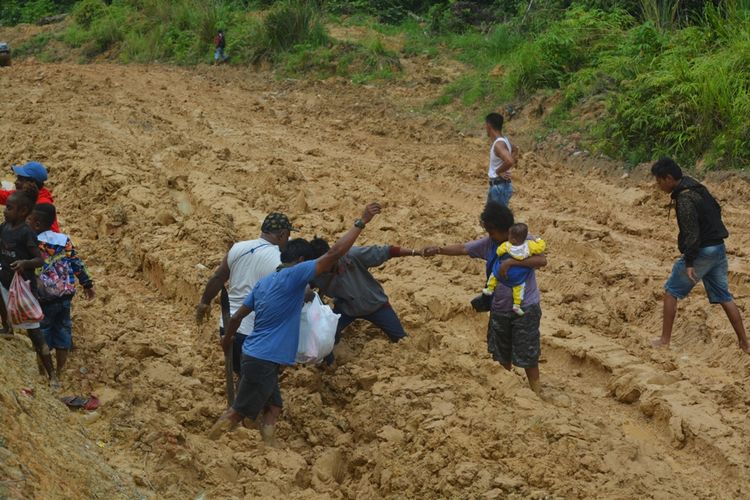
[{"left": 0, "top": 162, "right": 59, "bottom": 232}]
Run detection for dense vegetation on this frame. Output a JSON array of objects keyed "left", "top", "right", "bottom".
[{"left": 3, "top": 0, "right": 749, "bottom": 170}]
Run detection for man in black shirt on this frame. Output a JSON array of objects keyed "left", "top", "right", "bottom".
[{"left": 651, "top": 158, "right": 748, "bottom": 352}]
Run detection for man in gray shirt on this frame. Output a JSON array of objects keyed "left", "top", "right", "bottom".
[{"left": 310, "top": 238, "right": 425, "bottom": 364}]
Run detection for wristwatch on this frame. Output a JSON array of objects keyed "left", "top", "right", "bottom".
[{"left": 354, "top": 218, "right": 366, "bottom": 229}]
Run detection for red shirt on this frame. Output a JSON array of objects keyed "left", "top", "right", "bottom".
[{"left": 0, "top": 187, "right": 60, "bottom": 232}]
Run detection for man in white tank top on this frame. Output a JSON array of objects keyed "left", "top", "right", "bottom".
[
  {"left": 485, "top": 112, "right": 515, "bottom": 206},
  {"left": 196, "top": 212, "right": 295, "bottom": 373}
]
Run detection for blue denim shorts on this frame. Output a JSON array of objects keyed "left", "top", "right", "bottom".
[
  {"left": 665, "top": 244, "right": 733, "bottom": 304},
  {"left": 488, "top": 181, "right": 513, "bottom": 206},
  {"left": 40, "top": 298, "right": 73, "bottom": 350}
]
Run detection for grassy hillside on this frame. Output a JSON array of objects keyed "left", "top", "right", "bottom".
[{"left": 4, "top": 0, "right": 750, "bottom": 170}]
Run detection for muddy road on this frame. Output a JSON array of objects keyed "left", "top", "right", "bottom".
[{"left": 1, "top": 61, "right": 749, "bottom": 498}]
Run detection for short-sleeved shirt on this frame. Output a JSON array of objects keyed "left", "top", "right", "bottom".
[
  {"left": 0, "top": 222, "right": 38, "bottom": 290},
  {"left": 312, "top": 245, "right": 391, "bottom": 317},
  {"left": 241, "top": 260, "right": 317, "bottom": 365},
  {"left": 224, "top": 238, "right": 281, "bottom": 335},
  {"left": 465, "top": 236, "right": 541, "bottom": 312}
]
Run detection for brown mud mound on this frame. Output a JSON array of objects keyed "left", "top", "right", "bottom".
[
  {"left": 0, "top": 337, "right": 138, "bottom": 498},
  {"left": 1, "top": 61, "right": 750, "bottom": 498}
]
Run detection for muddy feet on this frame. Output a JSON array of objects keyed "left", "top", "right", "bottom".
[
  {"left": 207, "top": 415, "right": 238, "bottom": 440},
  {"left": 260, "top": 424, "right": 279, "bottom": 447},
  {"left": 49, "top": 377, "right": 61, "bottom": 392},
  {"left": 651, "top": 338, "right": 670, "bottom": 349}
]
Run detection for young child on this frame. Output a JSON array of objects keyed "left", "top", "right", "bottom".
[
  {"left": 29, "top": 203, "right": 94, "bottom": 375},
  {"left": 0, "top": 185, "right": 41, "bottom": 333},
  {"left": 0, "top": 192, "right": 59, "bottom": 388},
  {"left": 483, "top": 223, "right": 546, "bottom": 316}
]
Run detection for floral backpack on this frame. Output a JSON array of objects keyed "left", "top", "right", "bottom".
[{"left": 36, "top": 232, "right": 76, "bottom": 301}]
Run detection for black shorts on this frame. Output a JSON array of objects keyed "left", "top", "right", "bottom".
[
  {"left": 487, "top": 304, "right": 541, "bottom": 368},
  {"left": 232, "top": 355, "right": 283, "bottom": 419},
  {"left": 219, "top": 328, "right": 247, "bottom": 374}
]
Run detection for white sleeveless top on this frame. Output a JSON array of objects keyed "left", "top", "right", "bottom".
[
  {"left": 221, "top": 237, "right": 281, "bottom": 335},
  {"left": 488, "top": 136, "right": 512, "bottom": 179}
]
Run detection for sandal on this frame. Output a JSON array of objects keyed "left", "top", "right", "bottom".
[{"left": 60, "top": 395, "right": 100, "bottom": 411}]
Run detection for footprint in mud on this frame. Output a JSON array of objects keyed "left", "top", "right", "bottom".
[
  {"left": 540, "top": 388, "right": 573, "bottom": 408},
  {"left": 313, "top": 448, "right": 346, "bottom": 484}
]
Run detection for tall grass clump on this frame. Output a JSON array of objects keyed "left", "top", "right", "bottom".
[
  {"left": 638, "top": 0, "right": 681, "bottom": 31},
  {"left": 264, "top": 0, "right": 328, "bottom": 53},
  {"left": 504, "top": 7, "right": 632, "bottom": 97},
  {"left": 602, "top": 14, "right": 750, "bottom": 168}
]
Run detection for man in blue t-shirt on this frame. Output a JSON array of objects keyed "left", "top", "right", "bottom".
[{"left": 209, "top": 202, "right": 382, "bottom": 442}]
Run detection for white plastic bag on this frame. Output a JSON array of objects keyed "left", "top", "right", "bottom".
[{"left": 297, "top": 293, "right": 340, "bottom": 364}]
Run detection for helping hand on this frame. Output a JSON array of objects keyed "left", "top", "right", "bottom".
[
  {"left": 195, "top": 303, "right": 210, "bottom": 325},
  {"left": 362, "top": 203, "right": 382, "bottom": 224},
  {"left": 421, "top": 246, "right": 440, "bottom": 257},
  {"left": 83, "top": 287, "right": 96, "bottom": 300}
]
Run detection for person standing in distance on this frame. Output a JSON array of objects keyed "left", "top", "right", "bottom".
[{"left": 485, "top": 113, "right": 515, "bottom": 206}]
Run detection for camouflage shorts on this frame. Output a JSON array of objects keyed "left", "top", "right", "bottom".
[{"left": 487, "top": 303, "right": 541, "bottom": 368}]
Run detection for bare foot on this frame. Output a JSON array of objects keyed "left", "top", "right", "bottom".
[
  {"left": 740, "top": 342, "right": 750, "bottom": 354},
  {"left": 208, "top": 414, "right": 238, "bottom": 440},
  {"left": 528, "top": 379, "right": 542, "bottom": 395},
  {"left": 50, "top": 377, "right": 61, "bottom": 392},
  {"left": 36, "top": 356, "right": 46, "bottom": 376},
  {"left": 260, "top": 424, "right": 279, "bottom": 447},
  {"left": 651, "top": 338, "right": 670, "bottom": 349}
]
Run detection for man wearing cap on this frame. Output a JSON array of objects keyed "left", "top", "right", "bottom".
[
  {"left": 196, "top": 212, "right": 295, "bottom": 374},
  {"left": 0, "top": 161, "right": 59, "bottom": 232}
]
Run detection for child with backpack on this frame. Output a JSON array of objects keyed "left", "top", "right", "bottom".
[{"left": 29, "top": 203, "right": 94, "bottom": 375}]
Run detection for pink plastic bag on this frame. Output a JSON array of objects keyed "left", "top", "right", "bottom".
[{"left": 8, "top": 272, "right": 44, "bottom": 325}]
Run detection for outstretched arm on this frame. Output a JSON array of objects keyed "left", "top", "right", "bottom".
[
  {"left": 196, "top": 253, "right": 231, "bottom": 324},
  {"left": 389, "top": 246, "right": 425, "bottom": 258},
  {"left": 315, "top": 203, "right": 381, "bottom": 276},
  {"left": 421, "top": 244, "right": 469, "bottom": 257},
  {"left": 221, "top": 304, "right": 253, "bottom": 353}
]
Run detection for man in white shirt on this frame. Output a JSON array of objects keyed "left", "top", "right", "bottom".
[
  {"left": 195, "top": 212, "right": 295, "bottom": 373},
  {"left": 485, "top": 112, "right": 515, "bottom": 206}
]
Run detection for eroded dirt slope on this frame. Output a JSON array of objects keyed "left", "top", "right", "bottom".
[{"left": 1, "top": 60, "right": 749, "bottom": 498}]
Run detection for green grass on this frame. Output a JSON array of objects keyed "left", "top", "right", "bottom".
[
  {"left": 12, "top": 32, "right": 54, "bottom": 57},
  {"left": 7, "top": 0, "right": 750, "bottom": 169}
]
